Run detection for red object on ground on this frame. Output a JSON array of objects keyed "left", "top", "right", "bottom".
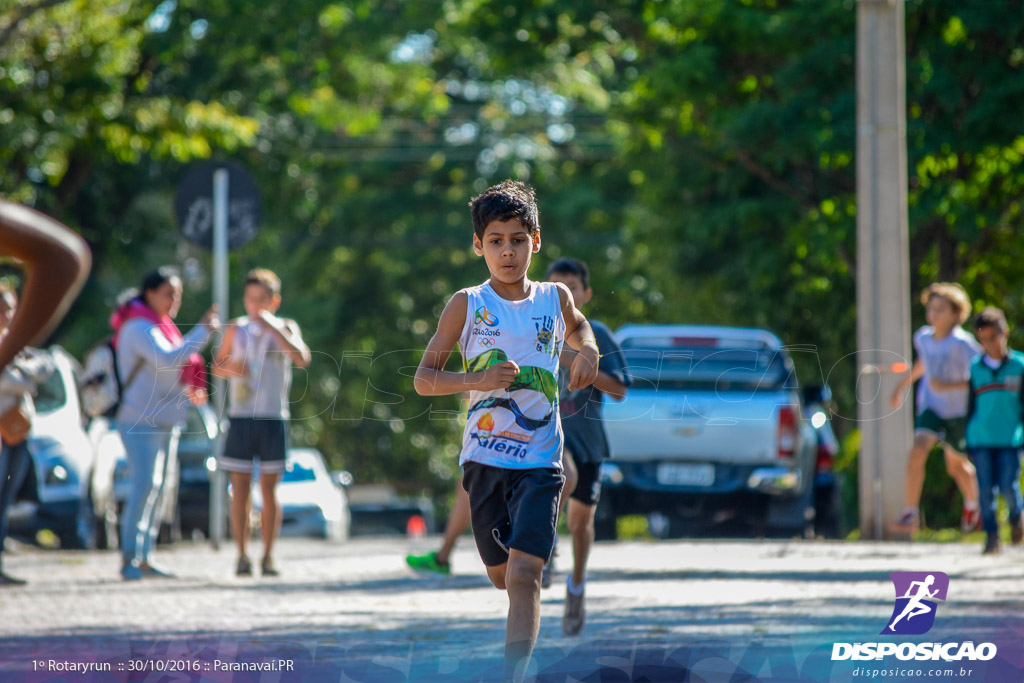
[{"left": 406, "top": 514, "right": 427, "bottom": 538}]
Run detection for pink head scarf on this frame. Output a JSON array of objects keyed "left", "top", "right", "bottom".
[{"left": 110, "top": 298, "right": 206, "bottom": 392}]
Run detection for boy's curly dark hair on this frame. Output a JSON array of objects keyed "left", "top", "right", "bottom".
[
  {"left": 974, "top": 306, "right": 1009, "bottom": 334},
  {"left": 469, "top": 180, "right": 540, "bottom": 240},
  {"left": 546, "top": 257, "right": 590, "bottom": 290}
]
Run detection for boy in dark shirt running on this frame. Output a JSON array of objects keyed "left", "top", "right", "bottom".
[{"left": 547, "top": 258, "right": 630, "bottom": 635}]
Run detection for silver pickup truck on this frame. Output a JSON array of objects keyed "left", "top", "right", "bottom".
[{"left": 598, "top": 324, "right": 822, "bottom": 539}]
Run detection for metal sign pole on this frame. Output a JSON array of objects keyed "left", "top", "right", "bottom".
[
  {"left": 175, "top": 160, "right": 260, "bottom": 549},
  {"left": 210, "top": 168, "right": 230, "bottom": 549}
]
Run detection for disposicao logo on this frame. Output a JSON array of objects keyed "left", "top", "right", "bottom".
[
  {"left": 884, "top": 571, "right": 948, "bottom": 635},
  {"left": 475, "top": 307, "right": 499, "bottom": 327},
  {"left": 831, "top": 571, "right": 997, "bottom": 662}
]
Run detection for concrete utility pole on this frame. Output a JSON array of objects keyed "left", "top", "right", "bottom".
[{"left": 856, "top": 0, "right": 913, "bottom": 540}]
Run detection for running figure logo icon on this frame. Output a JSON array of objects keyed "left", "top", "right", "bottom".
[{"left": 883, "top": 572, "right": 949, "bottom": 635}]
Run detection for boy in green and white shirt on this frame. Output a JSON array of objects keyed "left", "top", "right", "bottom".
[
  {"left": 966, "top": 306, "right": 1024, "bottom": 555},
  {"left": 414, "top": 180, "right": 598, "bottom": 678}
]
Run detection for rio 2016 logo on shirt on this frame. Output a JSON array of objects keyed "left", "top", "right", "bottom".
[
  {"left": 475, "top": 307, "right": 499, "bottom": 327},
  {"left": 883, "top": 572, "right": 949, "bottom": 635}
]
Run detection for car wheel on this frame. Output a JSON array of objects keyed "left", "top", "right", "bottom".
[
  {"left": 94, "top": 513, "right": 110, "bottom": 550},
  {"left": 594, "top": 497, "right": 617, "bottom": 541},
  {"left": 814, "top": 482, "right": 843, "bottom": 539},
  {"left": 649, "top": 512, "right": 705, "bottom": 539},
  {"left": 58, "top": 494, "right": 99, "bottom": 550},
  {"left": 157, "top": 500, "right": 182, "bottom": 545},
  {"left": 96, "top": 500, "right": 120, "bottom": 550},
  {"left": 766, "top": 501, "right": 815, "bottom": 539},
  {"left": 766, "top": 483, "right": 816, "bottom": 540}
]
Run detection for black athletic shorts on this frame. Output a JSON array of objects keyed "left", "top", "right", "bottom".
[
  {"left": 462, "top": 461, "right": 564, "bottom": 566},
  {"left": 219, "top": 417, "right": 287, "bottom": 474},
  {"left": 566, "top": 449, "right": 602, "bottom": 506}
]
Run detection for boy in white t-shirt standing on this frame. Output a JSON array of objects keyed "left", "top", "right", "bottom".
[
  {"left": 890, "top": 282, "right": 982, "bottom": 532},
  {"left": 414, "top": 180, "right": 598, "bottom": 680},
  {"left": 214, "top": 269, "right": 310, "bottom": 577}
]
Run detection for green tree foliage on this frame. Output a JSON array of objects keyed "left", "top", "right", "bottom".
[{"left": 3, "top": 0, "right": 1022, "bottom": 526}]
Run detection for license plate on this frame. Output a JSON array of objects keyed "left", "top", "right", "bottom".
[{"left": 656, "top": 463, "right": 714, "bottom": 487}]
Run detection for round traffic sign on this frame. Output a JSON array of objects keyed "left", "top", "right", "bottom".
[{"left": 174, "top": 160, "right": 261, "bottom": 250}]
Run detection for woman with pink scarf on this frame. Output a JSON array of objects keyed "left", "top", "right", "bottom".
[{"left": 111, "top": 266, "right": 219, "bottom": 580}]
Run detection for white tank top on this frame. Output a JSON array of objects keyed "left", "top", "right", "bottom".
[
  {"left": 227, "top": 317, "right": 293, "bottom": 419},
  {"left": 457, "top": 281, "right": 565, "bottom": 470}
]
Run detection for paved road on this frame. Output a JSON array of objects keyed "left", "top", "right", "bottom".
[{"left": 1, "top": 536, "right": 1022, "bottom": 681}]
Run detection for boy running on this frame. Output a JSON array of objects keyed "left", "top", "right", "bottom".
[
  {"left": 546, "top": 257, "right": 630, "bottom": 635},
  {"left": 414, "top": 180, "right": 598, "bottom": 679},
  {"left": 890, "top": 282, "right": 981, "bottom": 531}
]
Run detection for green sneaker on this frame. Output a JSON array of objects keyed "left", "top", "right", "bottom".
[{"left": 405, "top": 551, "right": 450, "bottom": 575}]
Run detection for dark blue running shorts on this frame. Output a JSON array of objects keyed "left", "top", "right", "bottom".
[
  {"left": 462, "top": 461, "right": 564, "bottom": 566},
  {"left": 219, "top": 417, "right": 287, "bottom": 475}
]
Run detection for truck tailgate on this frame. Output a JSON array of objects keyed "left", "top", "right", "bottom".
[{"left": 604, "top": 388, "right": 785, "bottom": 464}]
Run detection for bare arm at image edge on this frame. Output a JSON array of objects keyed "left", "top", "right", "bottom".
[{"left": 0, "top": 201, "right": 91, "bottom": 370}]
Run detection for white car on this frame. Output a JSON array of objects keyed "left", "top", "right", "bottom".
[
  {"left": 10, "top": 347, "right": 98, "bottom": 549},
  {"left": 245, "top": 448, "right": 350, "bottom": 542},
  {"left": 89, "top": 402, "right": 218, "bottom": 548}
]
